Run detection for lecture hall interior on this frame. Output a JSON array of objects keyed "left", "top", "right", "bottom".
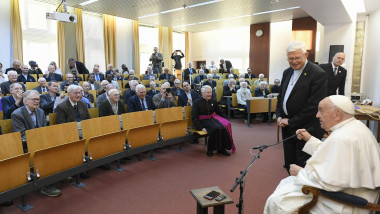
[{"left": 1, "top": 0, "right": 380, "bottom": 213}]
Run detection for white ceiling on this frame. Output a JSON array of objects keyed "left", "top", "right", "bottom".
[{"left": 32, "top": 0, "right": 380, "bottom": 32}]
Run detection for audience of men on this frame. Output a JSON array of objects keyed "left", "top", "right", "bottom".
[
  {"left": 178, "top": 81, "right": 199, "bottom": 107},
  {"left": 68, "top": 58, "right": 89, "bottom": 74},
  {"left": 271, "top": 79, "right": 281, "bottom": 93},
  {"left": 159, "top": 67, "right": 174, "bottom": 81},
  {"left": 11, "top": 90, "right": 62, "bottom": 197},
  {"left": 146, "top": 81, "right": 160, "bottom": 97},
  {"left": 225, "top": 68, "right": 238, "bottom": 79},
  {"left": 99, "top": 89, "right": 126, "bottom": 116},
  {"left": 2, "top": 83, "right": 24, "bottom": 119},
  {"left": 211, "top": 68, "right": 221, "bottom": 80},
  {"left": 203, "top": 74, "right": 217, "bottom": 89},
  {"left": 98, "top": 80, "right": 109, "bottom": 95},
  {"left": 145, "top": 76, "right": 158, "bottom": 87},
  {"left": 255, "top": 81, "right": 272, "bottom": 98},
  {"left": 82, "top": 82, "right": 94, "bottom": 105},
  {"left": 223, "top": 74, "right": 236, "bottom": 86},
  {"left": 43, "top": 65, "right": 63, "bottom": 82},
  {"left": 183, "top": 62, "right": 195, "bottom": 83},
  {"left": 144, "top": 66, "right": 156, "bottom": 80},
  {"left": 1, "top": 70, "right": 26, "bottom": 95},
  {"left": 124, "top": 70, "right": 139, "bottom": 81},
  {"left": 320, "top": 52, "right": 347, "bottom": 95},
  {"left": 78, "top": 86, "right": 92, "bottom": 109},
  {"left": 33, "top": 77, "right": 48, "bottom": 94},
  {"left": 97, "top": 84, "right": 115, "bottom": 107},
  {"left": 253, "top": 73, "right": 265, "bottom": 85},
  {"left": 17, "top": 64, "right": 36, "bottom": 84},
  {"left": 171, "top": 79, "right": 185, "bottom": 96},
  {"left": 123, "top": 80, "right": 139, "bottom": 104},
  {"left": 40, "top": 81, "right": 61, "bottom": 115},
  {"left": 45, "top": 61, "right": 63, "bottom": 76},
  {"left": 193, "top": 69, "right": 207, "bottom": 85},
  {"left": 106, "top": 73, "right": 119, "bottom": 89},
  {"left": 71, "top": 68, "right": 83, "bottom": 82},
  {"left": 60, "top": 73, "right": 78, "bottom": 91},
  {"left": 92, "top": 65, "right": 105, "bottom": 81},
  {"left": 87, "top": 73, "right": 101, "bottom": 90},
  {"left": 5, "top": 60, "right": 22, "bottom": 74},
  {"left": 127, "top": 84, "right": 155, "bottom": 112},
  {"left": 244, "top": 67, "right": 255, "bottom": 79},
  {"left": 264, "top": 95, "right": 380, "bottom": 213},
  {"left": 153, "top": 82, "right": 176, "bottom": 109}
]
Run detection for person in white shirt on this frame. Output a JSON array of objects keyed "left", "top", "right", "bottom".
[{"left": 236, "top": 81, "right": 252, "bottom": 123}]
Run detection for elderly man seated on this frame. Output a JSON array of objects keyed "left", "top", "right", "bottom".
[
  {"left": 123, "top": 80, "right": 139, "bottom": 104},
  {"left": 144, "top": 66, "right": 156, "bottom": 80},
  {"left": 271, "top": 79, "right": 281, "bottom": 93},
  {"left": 203, "top": 74, "right": 217, "bottom": 89},
  {"left": 178, "top": 81, "right": 199, "bottom": 107},
  {"left": 193, "top": 69, "right": 207, "bottom": 85},
  {"left": 17, "top": 64, "right": 36, "bottom": 84},
  {"left": 224, "top": 68, "right": 238, "bottom": 79},
  {"left": 99, "top": 89, "right": 126, "bottom": 116},
  {"left": 97, "top": 84, "right": 116, "bottom": 107},
  {"left": 1, "top": 70, "right": 26, "bottom": 95},
  {"left": 236, "top": 81, "right": 252, "bottom": 123},
  {"left": 170, "top": 79, "right": 185, "bottom": 96},
  {"left": 211, "top": 68, "right": 221, "bottom": 80},
  {"left": 33, "top": 77, "right": 48, "bottom": 94},
  {"left": 159, "top": 67, "right": 174, "bottom": 81},
  {"left": 127, "top": 84, "right": 155, "bottom": 112},
  {"left": 223, "top": 74, "right": 236, "bottom": 86},
  {"left": 255, "top": 81, "right": 273, "bottom": 98},
  {"left": 264, "top": 95, "right": 380, "bottom": 214},
  {"left": 192, "top": 85, "right": 236, "bottom": 156},
  {"left": 60, "top": 73, "right": 78, "bottom": 91},
  {"left": 146, "top": 81, "right": 160, "bottom": 97},
  {"left": 253, "top": 73, "right": 265, "bottom": 85},
  {"left": 82, "top": 82, "right": 94, "bottom": 105},
  {"left": 43, "top": 64, "right": 63, "bottom": 82},
  {"left": 40, "top": 81, "right": 62, "bottom": 115},
  {"left": 124, "top": 70, "right": 139, "bottom": 82},
  {"left": 2, "top": 83, "right": 24, "bottom": 119},
  {"left": 220, "top": 79, "right": 237, "bottom": 106},
  {"left": 153, "top": 82, "right": 176, "bottom": 109}
]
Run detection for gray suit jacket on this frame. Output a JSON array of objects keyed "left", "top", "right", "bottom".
[
  {"left": 152, "top": 93, "right": 176, "bottom": 109},
  {"left": 149, "top": 52, "right": 163, "bottom": 74},
  {"left": 12, "top": 106, "right": 46, "bottom": 142},
  {"left": 56, "top": 98, "right": 91, "bottom": 124},
  {"left": 97, "top": 93, "right": 107, "bottom": 107}
]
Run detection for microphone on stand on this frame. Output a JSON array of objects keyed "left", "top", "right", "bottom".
[{"left": 252, "top": 127, "right": 314, "bottom": 150}]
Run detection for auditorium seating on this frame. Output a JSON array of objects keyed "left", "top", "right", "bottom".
[{"left": 246, "top": 98, "right": 277, "bottom": 127}]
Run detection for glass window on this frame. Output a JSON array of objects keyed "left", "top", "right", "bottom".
[
  {"left": 172, "top": 31, "right": 186, "bottom": 70},
  {"left": 139, "top": 26, "right": 158, "bottom": 73}
]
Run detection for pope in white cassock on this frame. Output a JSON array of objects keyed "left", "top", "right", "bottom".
[{"left": 264, "top": 95, "right": 380, "bottom": 214}]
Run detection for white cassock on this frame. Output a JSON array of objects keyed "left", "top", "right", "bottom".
[{"left": 264, "top": 118, "right": 380, "bottom": 214}]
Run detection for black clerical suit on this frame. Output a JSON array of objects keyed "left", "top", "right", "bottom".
[{"left": 319, "top": 62, "right": 347, "bottom": 95}]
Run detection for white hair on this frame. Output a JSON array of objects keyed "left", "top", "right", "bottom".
[
  {"left": 67, "top": 85, "right": 81, "bottom": 94},
  {"left": 23, "top": 90, "right": 39, "bottom": 100},
  {"left": 259, "top": 73, "right": 264, "bottom": 78},
  {"left": 161, "top": 82, "right": 170, "bottom": 88},
  {"left": 228, "top": 74, "right": 234, "bottom": 79},
  {"left": 174, "top": 79, "right": 181, "bottom": 84},
  {"left": 7, "top": 70, "right": 17, "bottom": 76},
  {"left": 286, "top": 41, "right": 306, "bottom": 54},
  {"left": 207, "top": 74, "right": 213, "bottom": 78},
  {"left": 201, "top": 85, "right": 212, "bottom": 93},
  {"left": 239, "top": 78, "right": 245, "bottom": 82},
  {"left": 129, "top": 70, "right": 135, "bottom": 74},
  {"left": 38, "top": 77, "right": 46, "bottom": 83},
  {"left": 199, "top": 69, "right": 204, "bottom": 74},
  {"left": 259, "top": 81, "right": 268, "bottom": 87},
  {"left": 101, "top": 80, "right": 109, "bottom": 86},
  {"left": 228, "top": 79, "right": 236, "bottom": 84},
  {"left": 130, "top": 80, "right": 139, "bottom": 86},
  {"left": 239, "top": 74, "right": 245, "bottom": 78},
  {"left": 10, "top": 82, "right": 22, "bottom": 90},
  {"left": 135, "top": 84, "right": 146, "bottom": 92},
  {"left": 106, "top": 83, "right": 115, "bottom": 90},
  {"left": 240, "top": 81, "right": 248, "bottom": 87},
  {"left": 82, "top": 81, "right": 90, "bottom": 87},
  {"left": 108, "top": 89, "right": 119, "bottom": 97}
]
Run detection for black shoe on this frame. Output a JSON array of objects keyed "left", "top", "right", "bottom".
[
  {"left": 220, "top": 150, "right": 231, "bottom": 156},
  {"left": 0, "top": 200, "right": 14, "bottom": 207},
  {"left": 61, "top": 176, "right": 73, "bottom": 183},
  {"left": 100, "top": 164, "right": 111, "bottom": 170},
  {"left": 192, "top": 139, "right": 199, "bottom": 144},
  {"left": 80, "top": 171, "right": 90, "bottom": 179},
  {"left": 206, "top": 150, "right": 213, "bottom": 157}
]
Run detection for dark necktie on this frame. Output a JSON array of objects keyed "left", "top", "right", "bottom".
[
  {"left": 73, "top": 104, "right": 81, "bottom": 122},
  {"left": 140, "top": 99, "right": 146, "bottom": 110}
]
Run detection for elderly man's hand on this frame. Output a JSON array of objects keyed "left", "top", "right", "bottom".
[
  {"left": 296, "top": 129, "right": 312, "bottom": 141},
  {"left": 277, "top": 118, "right": 289, "bottom": 127},
  {"left": 289, "top": 164, "right": 303, "bottom": 176}
]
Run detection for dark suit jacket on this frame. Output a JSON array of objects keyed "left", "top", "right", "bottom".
[
  {"left": 92, "top": 73, "right": 105, "bottom": 82},
  {"left": 1, "top": 95, "right": 24, "bottom": 119},
  {"left": 5, "top": 68, "right": 22, "bottom": 74},
  {"left": 171, "top": 52, "right": 184, "bottom": 70},
  {"left": 17, "top": 74, "right": 36, "bottom": 84},
  {"left": 123, "top": 90, "right": 136, "bottom": 104},
  {"left": 56, "top": 98, "right": 91, "bottom": 124},
  {"left": 275, "top": 62, "right": 327, "bottom": 137},
  {"left": 127, "top": 95, "right": 155, "bottom": 112},
  {"left": 193, "top": 75, "right": 207, "bottom": 84},
  {"left": 99, "top": 100, "right": 127, "bottom": 116},
  {"left": 178, "top": 90, "right": 199, "bottom": 107},
  {"left": 159, "top": 73, "right": 174, "bottom": 81},
  {"left": 203, "top": 80, "right": 217, "bottom": 89},
  {"left": 319, "top": 63, "right": 347, "bottom": 95},
  {"left": 245, "top": 73, "right": 256, "bottom": 79},
  {"left": 43, "top": 73, "right": 63, "bottom": 82},
  {"left": 225, "top": 73, "right": 238, "bottom": 79},
  {"left": 1, "top": 81, "right": 26, "bottom": 95},
  {"left": 60, "top": 81, "right": 78, "bottom": 91},
  {"left": 219, "top": 60, "right": 232, "bottom": 74},
  {"left": 149, "top": 52, "right": 163, "bottom": 74},
  {"left": 220, "top": 85, "right": 237, "bottom": 105},
  {"left": 147, "top": 90, "right": 160, "bottom": 97},
  {"left": 254, "top": 87, "right": 270, "bottom": 97},
  {"left": 83, "top": 93, "right": 94, "bottom": 103},
  {"left": 88, "top": 81, "right": 101, "bottom": 90},
  {"left": 73, "top": 61, "right": 89, "bottom": 74},
  {"left": 40, "top": 93, "right": 59, "bottom": 115},
  {"left": 11, "top": 106, "right": 46, "bottom": 141},
  {"left": 170, "top": 87, "right": 185, "bottom": 97},
  {"left": 33, "top": 86, "right": 48, "bottom": 94},
  {"left": 183, "top": 68, "right": 196, "bottom": 81},
  {"left": 271, "top": 85, "right": 280, "bottom": 93}
]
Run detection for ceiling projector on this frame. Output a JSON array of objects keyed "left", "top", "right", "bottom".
[{"left": 46, "top": 12, "right": 77, "bottom": 23}]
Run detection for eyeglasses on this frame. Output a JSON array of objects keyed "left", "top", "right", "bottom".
[
  {"left": 287, "top": 56, "right": 303, "bottom": 62},
  {"left": 29, "top": 98, "right": 40, "bottom": 102}
]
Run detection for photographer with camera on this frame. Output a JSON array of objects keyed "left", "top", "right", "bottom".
[
  {"left": 149, "top": 47, "right": 163, "bottom": 74},
  {"left": 152, "top": 82, "right": 176, "bottom": 109},
  {"left": 171, "top": 50, "right": 184, "bottom": 70}
]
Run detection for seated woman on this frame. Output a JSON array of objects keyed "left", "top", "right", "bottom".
[
  {"left": 99, "top": 89, "right": 127, "bottom": 116},
  {"left": 192, "top": 85, "right": 236, "bottom": 157},
  {"left": 236, "top": 81, "right": 252, "bottom": 123}
]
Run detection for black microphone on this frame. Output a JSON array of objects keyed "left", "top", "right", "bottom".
[{"left": 252, "top": 127, "right": 314, "bottom": 150}]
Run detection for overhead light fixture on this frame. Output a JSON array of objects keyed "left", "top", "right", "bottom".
[
  {"left": 137, "top": 0, "right": 223, "bottom": 19},
  {"left": 79, "top": 0, "right": 99, "bottom": 6},
  {"left": 175, "top": 6, "right": 300, "bottom": 28}
]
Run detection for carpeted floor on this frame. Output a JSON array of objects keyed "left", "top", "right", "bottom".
[{"left": 1, "top": 119, "right": 289, "bottom": 214}]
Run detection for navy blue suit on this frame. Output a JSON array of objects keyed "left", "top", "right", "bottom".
[
  {"left": 147, "top": 90, "right": 160, "bottom": 97},
  {"left": 254, "top": 87, "right": 270, "bottom": 97},
  {"left": 40, "top": 93, "right": 59, "bottom": 115},
  {"left": 127, "top": 95, "right": 155, "bottom": 112},
  {"left": 1, "top": 95, "right": 24, "bottom": 119},
  {"left": 17, "top": 74, "right": 36, "bottom": 84},
  {"left": 43, "top": 73, "right": 63, "bottom": 82},
  {"left": 33, "top": 86, "right": 49, "bottom": 94},
  {"left": 92, "top": 73, "right": 105, "bottom": 82},
  {"left": 170, "top": 87, "right": 185, "bottom": 97},
  {"left": 123, "top": 90, "right": 136, "bottom": 104},
  {"left": 178, "top": 90, "right": 199, "bottom": 107}
]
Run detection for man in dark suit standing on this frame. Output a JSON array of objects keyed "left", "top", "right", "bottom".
[
  {"left": 219, "top": 59, "right": 232, "bottom": 75},
  {"left": 2, "top": 83, "right": 24, "bottom": 119},
  {"left": 127, "top": 85, "right": 155, "bottom": 112},
  {"left": 68, "top": 58, "right": 89, "bottom": 74},
  {"left": 319, "top": 52, "right": 347, "bottom": 95},
  {"left": 276, "top": 41, "right": 327, "bottom": 174},
  {"left": 178, "top": 81, "right": 199, "bottom": 107},
  {"left": 56, "top": 85, "right": 91, "bottom": 124},
  {"left": 17, "top": 64, "right": 36, "bottom": 84}
]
